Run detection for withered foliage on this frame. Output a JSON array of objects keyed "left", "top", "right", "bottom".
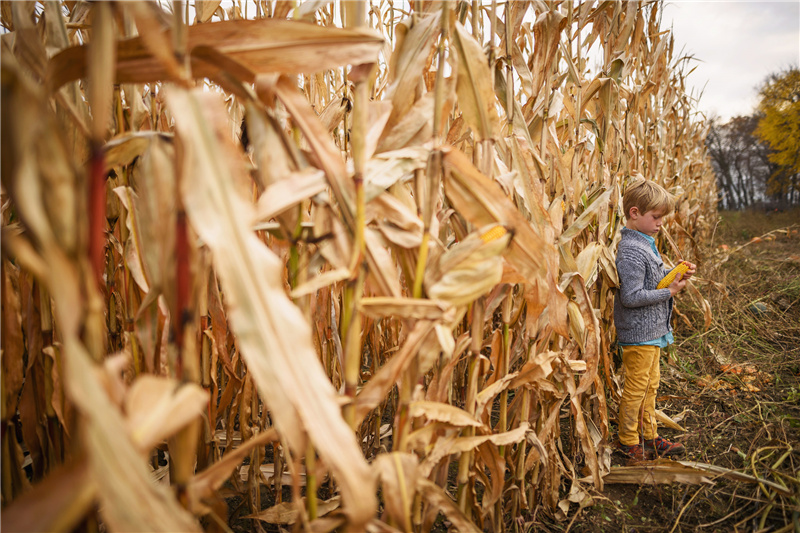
[{"left": 0, "top": 1, "right": 716, "bottom": 531}]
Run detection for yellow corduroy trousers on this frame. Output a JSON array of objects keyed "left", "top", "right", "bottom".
[{"left": 618, "top": 344, "right": 661, "bottom": 446}]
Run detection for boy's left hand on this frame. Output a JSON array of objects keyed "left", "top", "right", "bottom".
[{"left": 681, "top": 262, "right": 697, "bottom": 281}]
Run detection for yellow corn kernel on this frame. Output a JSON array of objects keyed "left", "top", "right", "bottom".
[
  {"left": 657, "top": 261, "right": 690, "bottom": 289},
  {"left": 480, "top": 225, "right": 507, "bottom": 243}
]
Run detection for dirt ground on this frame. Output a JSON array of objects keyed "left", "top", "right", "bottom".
[{"left": 550, "top": 208, "right": 800, "bottom": 533}]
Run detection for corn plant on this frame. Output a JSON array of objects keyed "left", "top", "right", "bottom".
[{"left": 1, "top": 1, "right": 716, "bottom": 532}]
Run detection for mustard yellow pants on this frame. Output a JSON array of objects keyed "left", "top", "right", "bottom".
[{"left": 618, "top": 344, "right": 661, "bottom": 446}]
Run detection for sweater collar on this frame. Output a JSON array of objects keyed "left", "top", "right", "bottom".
[{"left": 621, "top": 227, "right": 659, "bottom": 257}]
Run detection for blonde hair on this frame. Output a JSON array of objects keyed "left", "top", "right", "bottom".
[{"left": 622, "top": 179, "right": 675, "bottom": 219}]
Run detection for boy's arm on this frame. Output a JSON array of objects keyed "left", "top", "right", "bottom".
[{"left": 617, "top": 251, "right": 672, "bottom": 308}]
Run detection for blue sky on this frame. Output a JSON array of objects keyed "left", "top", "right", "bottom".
[{"left": 663, "top": 0, "right": 800, "bottom": 121}]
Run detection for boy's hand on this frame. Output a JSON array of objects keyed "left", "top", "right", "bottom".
[
  {"left": 681, "top": 262, "right": 697, "bottom": 281},
  {"left": 668, "top": 262, "right": 696, "bottom": 296}
]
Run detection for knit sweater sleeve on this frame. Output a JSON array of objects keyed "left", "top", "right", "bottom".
[{"left": 616, "top": 247, "right": 672, "bottom": 308}]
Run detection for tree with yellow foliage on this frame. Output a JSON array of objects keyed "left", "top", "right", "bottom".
[{"left": 755, "top": 67, "right": 800, "bottom": 205}]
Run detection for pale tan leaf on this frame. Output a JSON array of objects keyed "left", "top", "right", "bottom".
[
  {"left": 376, "top": 94, "right": 434, "bottom": 153},
  {"left": 567, "top": 300, "right": 586, "bottom": 351},
  {"left": 359, "top": 297, "right": 452, "bottom": 321},
  {"left": 101, "top": 132, "right": 171, "bottom": 173},
  {"left": 372, "top": 453, "right": 419, "bottom": 532},
  {"left": 354, "top": 320, "right": 437, "bottom": 425},
  {"left": 195, "top": 0, "right": 222, "bottom": 23},
  {"left": 559, "top": 188, "right": 613, "bottom": 244},
  {"left": 441, "top": 147, "right": 553, "bottom": 285},
  {"left": 65, "top": 339, "right": 201, "bottom": 532},
  {"left": 366, "top": 192, "right": 423, "bottom": 249},
  {"left": 254, "top": 168, "right": 327, "bottom": 222},
  {"left": 290, "top": 268, "right": 351, "bottom": 299},
  {"left": 2, "top": 260, "right": 25, "bottom": 421},
  {"left": 167, "top": 88, "right": 375, "bottom": 528},
  {"left": 408, "top": 401, "right": 483, "bottom": 428},
  {"left": 655, "top": 409, "right": 686, "bottom": 432},
  {"left": 363, "top": 147, "right": 428, "bottom": 201},
  {"left": 425, "top": 226, "right": 511, "bottom": 306},
  {"left": 452, "top": 22, "right": 500, "bottom": 140},
  {"left": 125, "top": 375, "right": 208, "bottom": 451},
  {"left": 575, "top": 241, "right": 604, "bottom": 287},
  {"left": 417, "top": 479, "right": 482, "bottom": 533},
  {"left": 383, "top": 12, "right": 441, "bottom": 129},
  {"left": 48, "top": 19, "right": 384, "bottom": 89}
]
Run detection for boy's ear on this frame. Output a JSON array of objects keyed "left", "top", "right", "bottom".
[{"left": 628, "top": 206, "right": 640, "bottom": 219}]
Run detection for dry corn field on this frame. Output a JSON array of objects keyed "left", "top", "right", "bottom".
[{"left": 1, "top": 1, "right": 722, "bottom": 532}]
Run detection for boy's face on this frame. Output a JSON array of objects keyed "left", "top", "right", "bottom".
[{"left": 627, "top": 207, "right": 665, "bottom": 236}]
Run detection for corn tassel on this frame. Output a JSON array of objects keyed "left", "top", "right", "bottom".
[{"left": 657, "top": 261, "right": 690, "bottom": 289}]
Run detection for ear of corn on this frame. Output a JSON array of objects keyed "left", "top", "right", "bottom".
[
  {"left": 480, "top": 224, "right": 508, "bottom": 243},
  {"left": 657, "top": 261, "right": 690, "bottom": 289}
]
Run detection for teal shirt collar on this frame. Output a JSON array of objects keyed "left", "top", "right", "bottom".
[{"left": 633, "top": 230, "right": 660, "bottom": 258}]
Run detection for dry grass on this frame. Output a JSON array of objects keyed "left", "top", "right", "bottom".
[{"left": 1, "top": 2, "right": 718, "bottom": 532}]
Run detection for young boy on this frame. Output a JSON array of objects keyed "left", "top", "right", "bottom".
[{"left": 614, "top": 180, "right": 696, "bottom": 461}]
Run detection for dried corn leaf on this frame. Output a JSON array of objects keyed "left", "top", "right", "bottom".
[
  {"left": 354, "top": 320, "right": 437, "bottom": 425},
  {"left": 101, "top": 132, "right": 171, "bottom": 173},
  {"left": 125, "top": 375, "right": 208, "bottom": 451},
  {"left": 1, "top": 261, "right": 24, "bottom": 421},
  {"left": 373, "top": 453, "right": 419, "bottom": 532},
  {"left": 655, "top": 409, "right": 686, "bottom": 432},
  {"left": 65, "top": 339, "right": 201, "bottom": 532},
  {"left": 248, "top": 497, "right": 341, "bottom": 524},
  {"left": 254, "top": 168, "right": 327, "bottom": 222},
  {"left": 559, "top": 187, "right": 612, "bottom": 244},
  {"left": 0, "top": 458, "right": 95, "bottom": 533},
  {"left": 167, "top": 88, "right": 375, "bottom": 528},
  {"left": 417, "top": 479, "right": 482, "bottom": 533},
  {"left": 425, "top": 226, "right": 510, "bottom": 306},
  {"left": 359, "top": 297, "right": 452, "bottom": 321},
  {"left": 583, "top": 461, "right": 714, "bottom": 486},
  {"left": 188, "top": 429, "right": 279, "bottom": 513},
  {"left": 409, "top": 401, "right": 483, "bottom": 428},
  {"left": 441, "top": 147, "right": 552, "bottom": 283},
  {"left": 48, "top": 19, "right": 384, "bottom": 89},
  {"left": 452, "top": 22, "right": 499, "bottom": 140},
  {"left": 383, "top": 12, "right": 440, "bottom": 132}
]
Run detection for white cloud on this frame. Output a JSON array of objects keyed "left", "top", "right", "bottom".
[{"left": 664, "top": 0, "right": 800, "bottom": 121}]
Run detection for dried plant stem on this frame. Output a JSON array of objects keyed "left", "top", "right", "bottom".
[
  {"left": 458, "top": 299, "right": 485, "bottom": 515},
  {"left": 412, "top": 210, "right": 430, "bottom": 298},
  {"left": 343, "top": 0, "right": 368, "bottom": 431},
  {"left": 432, "top": 1, "right": 449, "bottom": 144},
  {"left": 306, "top": 442, "right": 318, "bottom": 520}
]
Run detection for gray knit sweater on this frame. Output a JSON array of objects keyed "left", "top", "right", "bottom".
[{"left": 613, "top": 227, "right": 674, "bottom": 344}]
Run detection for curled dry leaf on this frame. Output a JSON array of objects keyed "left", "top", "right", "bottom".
[
  {"left": 125, "top": 375, "right": 208, "bottom": 451},
  {"left": 65, "top": 339, "right": 201, "bottom": 532}
]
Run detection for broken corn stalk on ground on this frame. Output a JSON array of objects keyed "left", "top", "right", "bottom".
[{"left": 0, "top": 1, "right": 717, "bottom": 532}]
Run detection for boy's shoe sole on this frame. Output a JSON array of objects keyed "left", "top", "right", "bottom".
[{"left": 644, "top": 436, "right": 685, "bottom": 457}]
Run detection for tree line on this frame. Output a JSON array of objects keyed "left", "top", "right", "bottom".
[{"left": 707, "top": 66, "right": 800, "bottom": 210}]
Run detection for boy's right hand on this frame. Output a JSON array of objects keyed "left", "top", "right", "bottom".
[{"left": 668, "top": 274, "right": 687, "bottom": 296}]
